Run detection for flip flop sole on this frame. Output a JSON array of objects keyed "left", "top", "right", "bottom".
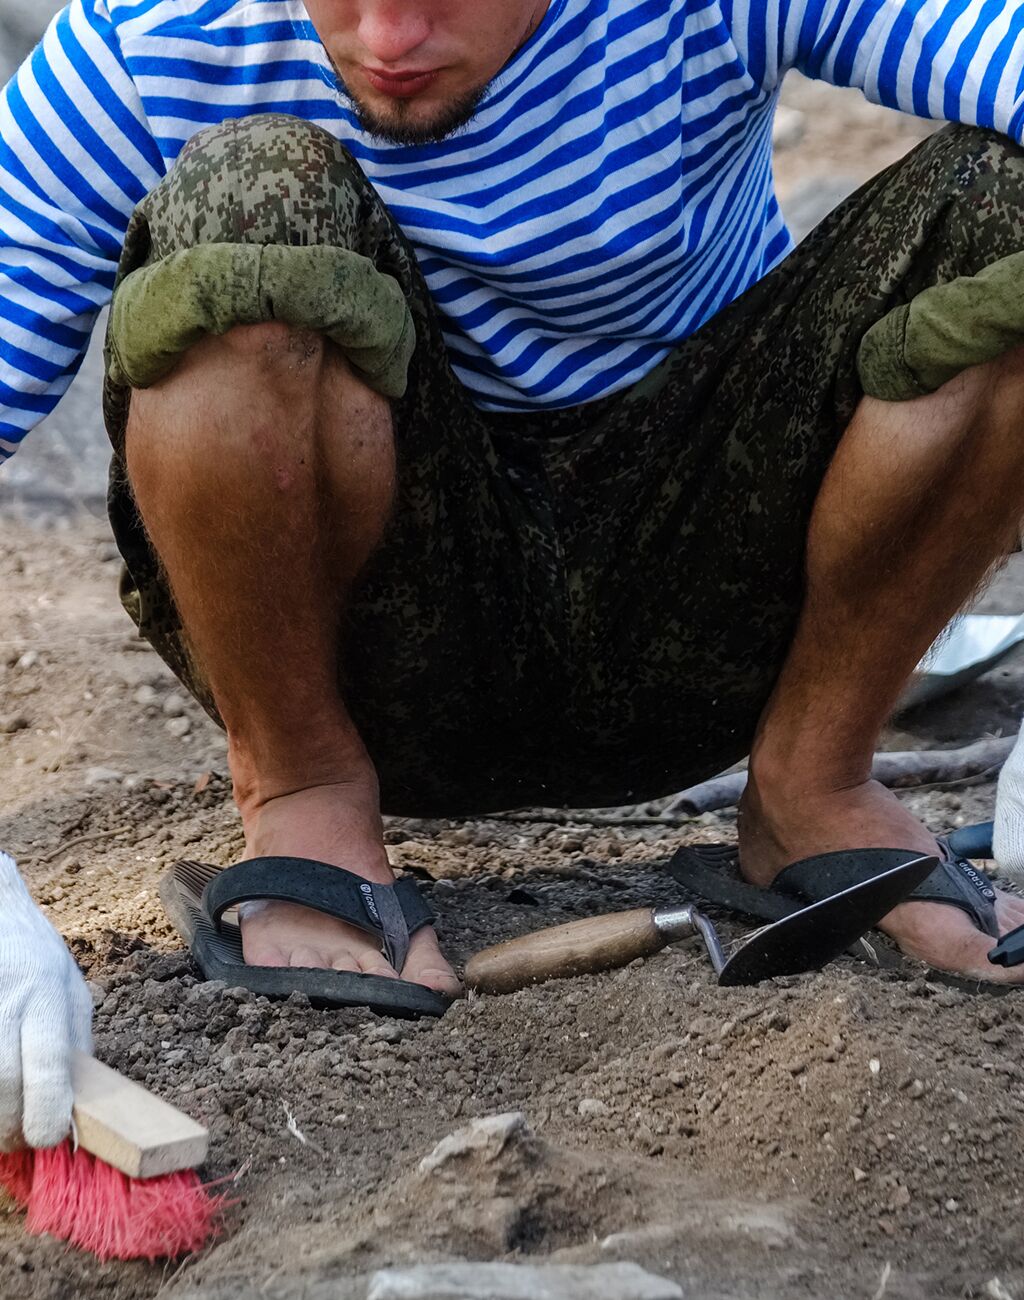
[{"left": 160, "top": 860, "right": 452, "bottom": 1018}]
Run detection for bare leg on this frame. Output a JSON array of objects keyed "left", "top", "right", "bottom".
[
  {"left": 740, "top": 346, "right": 1024, "bottom": 982},
  {"left": 126, "top": 323, "right": 459, "bottom": 993}
]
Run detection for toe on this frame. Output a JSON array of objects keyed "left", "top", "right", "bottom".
[
  {"left": 417, "top": 967, "right": 464, "bottom": 996},
  {"left": 402, "top": 930, "right": 462, "bottom": 996},
  {"left": 354, "top": 949, "right": 399, "bottom": 979},
  {"left": 246, "top": 941, "right": 289, "bottom": 968},
  {"left": 995, "top": 888, "right": 1024, "bottom": 932},
  {"left": 886, "top": 898, "right": 1024, "bottom": 983},
  {"left": 288, "top": 945, "right": 330, "bottom": 969}
]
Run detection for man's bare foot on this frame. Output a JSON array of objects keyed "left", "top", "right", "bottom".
[
  {"left": 235, "top": 780, "right": 461, "bottom": 996},
  {"left": 738, "top": 772, "right": 1024, "bottom": 983}
]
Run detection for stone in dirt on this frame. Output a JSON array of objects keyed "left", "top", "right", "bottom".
[
  {"left": 366, "top": 1262, "right": 684, "bottom": 1300},
  {"left": 84, "top": 766, "right": 124, "bottom": 786},
  {"left": 419, "top": 1112, "right": 528, "bottom": 1174}
]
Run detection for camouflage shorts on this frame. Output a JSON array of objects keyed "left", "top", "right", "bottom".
[{"left": 104, "top": 115, "right": 1024, "bottom": 815}]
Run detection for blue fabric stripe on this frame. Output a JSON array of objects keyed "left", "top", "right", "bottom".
[
  {"left": 910, "top": 0, "right": 971, "bottom": 117},
  {"left": 940, "top": 0, "right": 1006, "bottom": 122},
  {"left": 831, "top": 0, "right": 886, "bottom": 85},
  {"left": 68, "top": 0, "right": 166, "bottom": 177},
  {"left": 0, "top": 290, "right": 91, "bottom": 351},
  {"left": 0, "top": 337, "right": 69, "bottom": 385},
  {"left": 976, "top": 6, "right": 1024, "bottom": 125}
]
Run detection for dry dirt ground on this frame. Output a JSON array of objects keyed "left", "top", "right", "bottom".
[{"left": 3, "top": 79, "right": 1024, "bottom": 1300}]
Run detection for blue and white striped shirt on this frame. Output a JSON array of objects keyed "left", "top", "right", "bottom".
[{"left": 2, "top": 0, "right": 1024, "bottom": 460}]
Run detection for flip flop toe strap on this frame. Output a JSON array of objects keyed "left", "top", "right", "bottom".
[
  {"left": 914, "top": 841, "right": 999, "bottom": 938},
  {"left": 201, "top": 857, "right": 435, "bottom": 974},
  {"left": 776, "top": 844, "right": 999, "bottom": 938}
]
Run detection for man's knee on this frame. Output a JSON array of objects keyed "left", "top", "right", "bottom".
[
  {"left": 129, "top": 322, "right": 348, "bottom": 432},
  {"left": 213, "top": 321, "right": 327, "bottom": 368},
  {"left": 145, "top": 113, "right": 365, "bottom": 252},
  {"left": 105, "top": 111, "right": 414, "bottom": 419}
]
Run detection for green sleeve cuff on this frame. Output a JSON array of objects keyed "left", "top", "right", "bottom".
[{"left": 106, "top": 243, "right": 416, "bottom": 399}]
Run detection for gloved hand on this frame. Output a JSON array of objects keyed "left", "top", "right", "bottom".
[
  {"left": 994, "top": 722, "right": 1024, "bottom": 886},
  {"left": 0, "top": 851, "right": 93, "bottom": 1150}
]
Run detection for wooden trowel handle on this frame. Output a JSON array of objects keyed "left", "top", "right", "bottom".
[{"left": 464, "top": 908, "right": 665, "bottom": 995}]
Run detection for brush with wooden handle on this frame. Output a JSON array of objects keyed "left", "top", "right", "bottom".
[
  {"left": 465, "top": 905, "right": 724, "bottom": 994},
  {"left": 0, "top": 1050, "right": 222, "bottom": 1261},
  {"left": 70, "top": 1049, "right": 209, "bottom": 1178}
]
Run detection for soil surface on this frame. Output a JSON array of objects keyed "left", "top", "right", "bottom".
[{"left": 2, "top": 77, "right": 1024, "bottom": 1300}]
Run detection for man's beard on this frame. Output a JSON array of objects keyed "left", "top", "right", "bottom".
[{"left": 332, "top": 64, "right": 487, "bottom": 145}]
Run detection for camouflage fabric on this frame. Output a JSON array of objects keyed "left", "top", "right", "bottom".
[{"left": 104, "top": 116, "right": 1024, "bottom": 816}]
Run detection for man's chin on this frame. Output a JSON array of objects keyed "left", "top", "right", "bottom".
[{"left": 335, "top": 70, "right": 487, "bottom": 145}]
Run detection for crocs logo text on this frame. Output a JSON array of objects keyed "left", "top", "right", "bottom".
[
  {"left": 360, "top": 882, "right": 382, "bottom": 924},
  {"left": 959, "top": 862, "right": 996, "bottom": 902}
]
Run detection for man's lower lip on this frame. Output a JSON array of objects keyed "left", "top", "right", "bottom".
[{"left": 364, "top": 69, "right": 438, "bottom": 98}]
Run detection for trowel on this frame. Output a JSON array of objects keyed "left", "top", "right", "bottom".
[{"left": 465, "top": 853, "right": 937, "bottom": 993}]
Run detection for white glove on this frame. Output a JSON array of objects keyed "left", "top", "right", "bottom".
[
  {"left": 0, "top": 851, "right": 93, "bottom": 1150},
  {"left": 995, "top": 721, "right": 1024, "bottom": 886}
]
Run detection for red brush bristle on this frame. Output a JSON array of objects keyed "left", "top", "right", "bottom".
[
  {"left": 0, "top": 1141, "right": 225, "bottom": 1261},
  {"left": 0, "top": 1149, "right": 35, "bottom": 1205}
]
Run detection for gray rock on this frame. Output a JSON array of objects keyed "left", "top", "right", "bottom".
[
  {"left": 419, "top": 1112, "right": 527, "bottom": 1175},
  {"left": 367, "top": 1263, "right": 684, "bottom": 1300},
  {"left": 772, "top": 105, "right": 806, "bottom": 150},
  {"left": 162, "top": 692, "right": 189, "bottom": 717},
  {"left": 84, "top": 765, "right": 124, "bottom": 786}
]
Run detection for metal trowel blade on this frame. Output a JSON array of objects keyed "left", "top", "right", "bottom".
[{"left": 717, "top": 854, "right": 938, "bottom": 987}]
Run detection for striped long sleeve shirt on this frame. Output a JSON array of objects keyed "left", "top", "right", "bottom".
[{"left": 2, "top": 0, "right": 1024, "bottom": 462}]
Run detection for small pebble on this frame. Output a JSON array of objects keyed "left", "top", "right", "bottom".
[
  {"left": 166, "top": 716, "right": 192, "bottom": 738},
  {"left": 85, "top": 766, "right": 124, "bottom": 786}
]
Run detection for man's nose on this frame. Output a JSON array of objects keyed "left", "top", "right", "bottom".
[{"left": 357, "top": 3, "right": 431, "bottom": 64}]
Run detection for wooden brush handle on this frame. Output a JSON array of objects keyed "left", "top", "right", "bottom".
[
  {"left": 464, "top": 909, "right": 665, "bottom": 995},
  {"left": 71, "top": 1050, "right": 208, "bottom": 1179}
]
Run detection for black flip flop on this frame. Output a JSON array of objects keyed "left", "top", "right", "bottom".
[
  {"left": 668, "top": 838, "right": 1000, "bottom": 941},
  {"left": 160, "top": 857, "right": 453, "bottom": 1017}
]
